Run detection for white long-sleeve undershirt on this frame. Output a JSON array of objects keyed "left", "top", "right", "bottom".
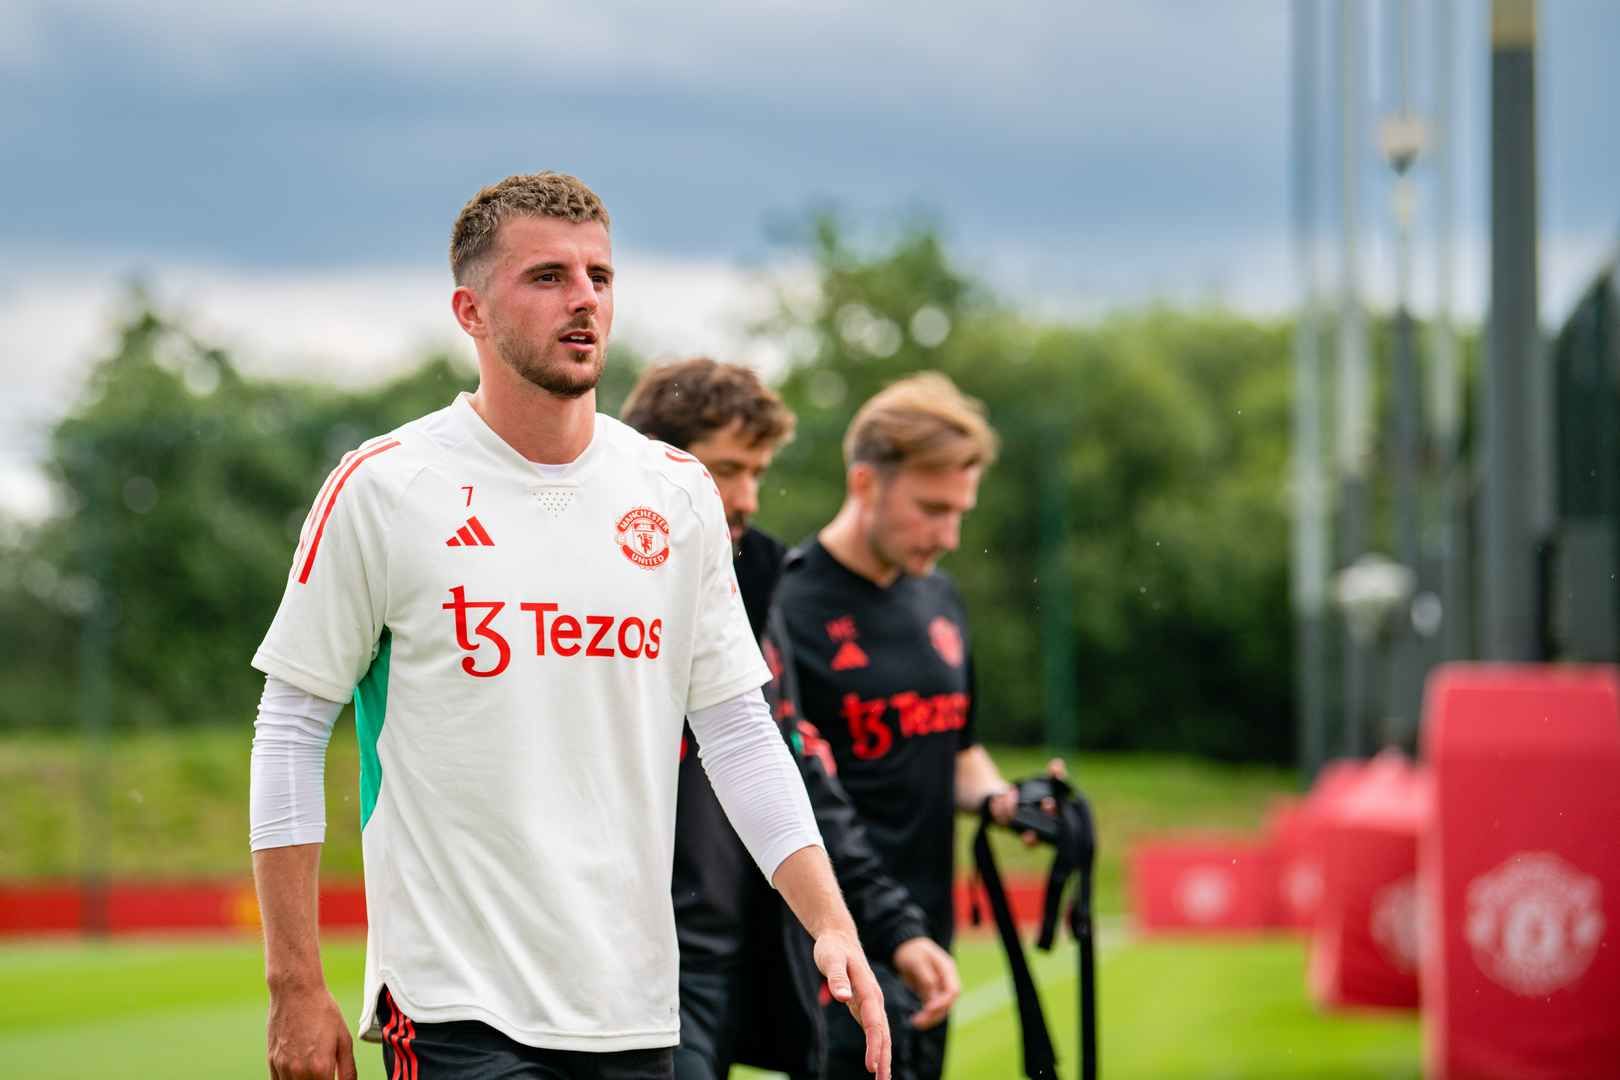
[
  {"left": 248, "top": 675, "right": 344, "bottom": 851},
  {"left": 687, "top": 683, "right": 824, "bottom": 881},
  {"left": 247, "top": 674, "right": 822, "bottom": 882}
]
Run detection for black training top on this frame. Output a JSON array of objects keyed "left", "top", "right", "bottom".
[
  {"left": 769, "top": 538, "right": 978, "bottom": 946},
  {"left": 672, "top": 526, "right": 928, "bottom": 982},
  {"left": 671, "top": 527, "right": 784, "bottom": 968}
]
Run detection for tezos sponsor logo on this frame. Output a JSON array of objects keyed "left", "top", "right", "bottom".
[
  {"left": 1465, "top": 852, "right": 1604, "bottom": 996},
  {"left": 616, "top": 507, "right": 671, "bottom": 569}
]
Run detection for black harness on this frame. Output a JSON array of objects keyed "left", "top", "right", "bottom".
[{"left": 971, "top": 776, "right": 1098, "bottom": 1080}]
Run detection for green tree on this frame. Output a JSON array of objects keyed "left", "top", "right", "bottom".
[
  {"left": 755, "top": 219, "right": 1297, "bottom": 760},
  {"left": 2, "top": 297, "right": 642, "bottom": 731}
]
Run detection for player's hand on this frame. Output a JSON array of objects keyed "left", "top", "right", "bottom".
[
  {"left": 892, "top": 936, "right": 960, "bottom": 1030},
  {"left": 814, "top": 928, "right": 892, "bottom": 1080},
  {"left": 989, "top": 758, "right": 1069, "bottom": 846},
  {"left": 266, "top": 983, "right": 356, "bottom": 1080}
]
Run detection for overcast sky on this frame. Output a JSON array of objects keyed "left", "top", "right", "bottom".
[{"left": 3, "top": 1, "right": 1618, "bottom": 517}]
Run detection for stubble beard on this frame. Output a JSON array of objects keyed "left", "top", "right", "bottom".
[{"left": 494, "top": 325, "right": 603, "bottom": 400}]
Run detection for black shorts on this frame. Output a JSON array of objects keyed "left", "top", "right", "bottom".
[
  {"left": 671, "top": 969, "right": 744, "bottom": 1080},
  {"left": 377, "top": 987, "right": 675, "bottom": 1080}
]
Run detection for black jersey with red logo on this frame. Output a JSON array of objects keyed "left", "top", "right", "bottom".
[{"left": 768, "top": 539, "right": 978, "bottom": 946}]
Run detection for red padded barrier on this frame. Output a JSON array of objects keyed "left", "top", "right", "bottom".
[
  {"left": 1131, "top": 838, "right": 1277, "bottom": 933},
  {"left": 1421, "top": 664, "right": 1620, "bottom": 1079},
  {"left": 1267, "top": 760, "right": 1369, "bottom": 931},
  {"left": 1308, "top": 752, "right": 1428, "bottom": 1010}
]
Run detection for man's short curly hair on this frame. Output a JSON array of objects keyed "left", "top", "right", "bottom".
[
  {"left": 620, "top": 358, "right": 796, "bottom": 452},
  {"left": 450, "top": 172, "right": 610, "bottom": 285}
]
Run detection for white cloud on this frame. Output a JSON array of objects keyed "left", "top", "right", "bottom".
[
  {"left": 2, "top": 220, "right": 1611, "bottom": 523},
  {"left": 27, "top": 1, "right": 1282, "bottom": 142},
  {"left": 0, "top": 249, "right": 786, "bottom": 517}
]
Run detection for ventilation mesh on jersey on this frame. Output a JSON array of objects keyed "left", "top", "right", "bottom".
[{"left": 535, "top": 487, "right": 575, "bottom": 518}]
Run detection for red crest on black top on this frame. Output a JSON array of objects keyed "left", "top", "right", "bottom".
[{"left": 928, "top": 616, "right": 964, "bottom": 667}]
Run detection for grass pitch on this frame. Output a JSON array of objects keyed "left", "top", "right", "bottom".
[{"left": 1, "top": 932, "right": 1417, "bottom": 1079}]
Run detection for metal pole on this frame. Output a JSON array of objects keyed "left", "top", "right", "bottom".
[
  {"left": 1432, "top": 0, "right": 1470, "bottom": 661},
  {"left": 1481, "top": 0, "right": 1540, "bottom": 660},
  {"left": 1385, "top": 0, "right": 1425, "bottom": 745},
  {"left": 1292, "top": 0, "right": 1331, "bottom": 782},
  {"left": 1337, "top": 0, "right": 1371, "bottom": 757},
  {"left": 76, "top": 434, "right": 111, "bottom": 937},
  {"left": 1039, "top": 419, "right": 1078, "bottom": 751}
]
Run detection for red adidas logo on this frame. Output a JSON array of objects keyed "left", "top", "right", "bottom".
[
  {"left": 446, "top": 516, "right": 496, "bottom": 547},
  {"left": 831, "top": 640, "right": 868, "bottom": 671}
]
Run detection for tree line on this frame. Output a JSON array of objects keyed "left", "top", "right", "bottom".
[{"left": 2, "top": 220, "right": 1403, "bottom": 763}]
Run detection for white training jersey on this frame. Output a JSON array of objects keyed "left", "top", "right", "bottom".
[{"left": 252, "top": 393, "right": 770, "bottom": 1052}]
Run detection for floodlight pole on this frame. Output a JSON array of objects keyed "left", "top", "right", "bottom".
[
  {"left": 1380, "top": 0, "right": 1426, "bottom": 744},
  {"left": 76, "top": 433, "right": 111, "bottom": 937},
  {"left": 1431, "top": 0, "right": 1470, "bottom": 662},
  {"left": 1481, "top": 0, "right": 1542, "bottom": 660},
  {"left": 1292, "top": 0, "right": 1331, "bottom": 782},
  {"left": 1336, "top": 0, "right": 1372, "bottom": 757},
  {"left": 1038, "top": 416, "right": 1078, "bottom": 751}
]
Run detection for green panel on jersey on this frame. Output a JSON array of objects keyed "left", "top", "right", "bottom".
[{"left": 353, "top": 629, "right": 391, "bottom": 831}]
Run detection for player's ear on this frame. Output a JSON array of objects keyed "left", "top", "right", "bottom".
[
  {"left": 849, "top": 462, "right": 879, "bottom": 504},
  {"left": 451, "top": 285, "right": 487, "bottom": 339}
]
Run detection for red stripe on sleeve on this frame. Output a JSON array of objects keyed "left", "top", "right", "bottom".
[
  {"left": 294, "top": 447, "right": 359, "bottom": 562},
  {"left": 467, "top": 516, "right": 494, "bottom": 545},
  {"left": 296, "top": 439, "right": 401, "bottom": 585}
]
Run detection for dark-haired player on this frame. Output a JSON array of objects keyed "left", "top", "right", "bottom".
[{"left": 622, "top": 358, "right": 958, "bottom": 1080}]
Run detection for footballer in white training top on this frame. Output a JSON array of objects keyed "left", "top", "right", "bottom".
[{"left": 253, "top": 393, "right": 773, "bottom": 1052}]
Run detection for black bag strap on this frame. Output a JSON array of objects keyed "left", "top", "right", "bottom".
[{"left": 974, "top": 776, "right": 1098, "bottom": 1080}]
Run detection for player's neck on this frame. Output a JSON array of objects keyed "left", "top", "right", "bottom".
[
  {"left": 469, "top": 370, "right": 597, "bottom": 466},
  {"left": 819, "top": 506, "right": 902, "bottom": 588}
]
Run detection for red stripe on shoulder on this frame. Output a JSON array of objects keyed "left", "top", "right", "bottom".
[{"left": 296, "top": 439, "right": 402, "bottom": 585}]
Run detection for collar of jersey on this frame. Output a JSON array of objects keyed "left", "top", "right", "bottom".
[{"left": 450, "top": 391, "right": 601, "bottom": 485}]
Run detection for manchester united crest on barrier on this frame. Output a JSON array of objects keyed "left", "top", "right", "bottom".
[
  {"left": 1465, "top": 852, "right": 1605, "bottom": 996},
  {"left": 616, "top": 507, "right": 671, "bottom": 569}
]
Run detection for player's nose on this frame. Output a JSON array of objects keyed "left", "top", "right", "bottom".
[
  {"left": 734, "top": 477, "right": 759, "bottom": 518},
  {"left": 565, "top": 271, "right": 599, "bottom": 314},
  {"left": 938, "top": 515, "right": 961, "bottom": 552}
]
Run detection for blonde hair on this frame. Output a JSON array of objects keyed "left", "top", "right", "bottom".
[
  {"left": 450, "top": 172, "right": 610, "bottom": 285},
  {"left": 843, "top": 372, "right": 999, "bottom": 471}
]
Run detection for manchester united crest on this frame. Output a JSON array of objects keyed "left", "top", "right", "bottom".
[
  {"left": 929, "top": 616, "right": 964, "bottom": 667},
  {"left": 615, "top": 507, "right": 671, "bottom": 569},
  {"left": 1465, "top": 852, "right": 1604, "bottom": 996}
]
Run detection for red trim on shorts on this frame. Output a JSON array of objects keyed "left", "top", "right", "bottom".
[
  {"left": 381, "top": 987, "right": 419, "bottom": 1080},
  {"left": 382, "top": 989, "right": 401, "bottom": 1080},
  {"left": 402, "top": 1014, "right": 419, "bottom": 1080},
  {"left": 295, "top": 439, "right": 401, "bottom": 584}
]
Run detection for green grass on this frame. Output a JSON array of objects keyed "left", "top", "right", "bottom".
[
  {"left": 0, "top": 932, "right": 1418, "bottom": 1079},
  {"left": 1, "top": 729, "right": 1293, "bottom": 916}
]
